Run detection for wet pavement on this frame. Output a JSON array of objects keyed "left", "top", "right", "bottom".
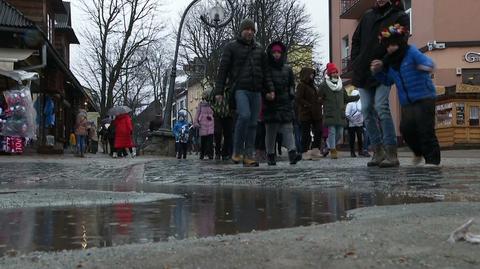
[
  {"left": 0, "top": 151, "right": 479, "bottom": 258},
  {"left": 0, "top": 186, "right": 434, "bottom": 256}
]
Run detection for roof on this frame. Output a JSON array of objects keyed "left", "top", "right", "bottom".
[
  {"left": 55, "top": 2, "right": 80, "bottom": 44},
  {"left": 0, "top": 0, "right": 35, "bottom": 28}
]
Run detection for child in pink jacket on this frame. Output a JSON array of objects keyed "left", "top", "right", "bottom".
[{"left": 195, "top": 91, "right": 215, "bottom": 160}]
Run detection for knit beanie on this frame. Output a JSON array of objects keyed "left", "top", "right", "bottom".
[
  {"left": 240, "top": 18, "right": 256, "bottom": 33},
  {"left": 326, "top": 63, "right": 339, "bottom": 76},
  {"left": 271, "top": 44, "right": 283, "bottom": 53},
  {"left": 379, "top": 23, "right": 409, "bottom": 46}
]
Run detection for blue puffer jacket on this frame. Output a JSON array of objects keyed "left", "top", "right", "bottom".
[{"left": 374, "top": 45, "right": 436, "bottom": 106}]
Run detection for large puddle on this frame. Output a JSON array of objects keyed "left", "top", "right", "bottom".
[{"left": 0, "top": 186, "right": 434, "bottom": 256}]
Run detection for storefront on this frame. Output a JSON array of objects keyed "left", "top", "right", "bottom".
[{"left": 435, "top": 84, "right": 480, "bottom": 148}]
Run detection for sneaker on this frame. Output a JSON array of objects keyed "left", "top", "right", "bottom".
[
  {"left": 232, "top": 154, "right": 243, "bottom": 164},
  {"left": 113, "top": 152, "right": 118, "bottom": 158},
  {"left": 243, "top": 157, "right": 259, "bottom": 167},
  {"left": 310, "top": 148, "right": 322, "bottom": 160},
  {"left": 412, "top": 156, "right": 423, "bottom": 166},
  {"left": 302, "top": 151, "right": 313, "bottom": 160}
]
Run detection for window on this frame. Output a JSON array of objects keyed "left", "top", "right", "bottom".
[
  {"left": 436, "top": 103, "right": 453, "bottom": 127},
  {"left": 462, "top": 69, "right": 480, "bottom": 86},
  {"left": 404, "top": 0, "right": 412, "bottom": 34},
  {"left": 341, "top": 35, "right": 350, "bottom": 72},
  {"left": 180, "top": 100, "right": 185, "bottom": 109},
  {"left": 470, "top": 106, "right": 479, "bottom": 126}
]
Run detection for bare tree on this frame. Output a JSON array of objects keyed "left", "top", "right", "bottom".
[
  {"left": 77, "top": 0, "right": 161, "bottom": 118},
  {"left": 180, "top": 0, "right": 320, "bottom": 84}
]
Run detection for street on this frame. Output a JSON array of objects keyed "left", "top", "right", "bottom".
[{"left": 0, "top": 150, "right": 479, "bottom": 268}]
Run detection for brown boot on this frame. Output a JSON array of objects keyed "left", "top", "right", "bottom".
[
  {"left": 379, "top": 145, "right": 400, "bottom": 168},
  {"left": 243, "top": 157, "right": 259, "bottom": 167},
  {"left": 367, "top": 144, "right": 386, "bottom": 167},
  {"left": 330, "top": 149, "right": 338, "bottom": 159},
  {"left": 231, "top": 154, "right": 243, "bottom": 164}
]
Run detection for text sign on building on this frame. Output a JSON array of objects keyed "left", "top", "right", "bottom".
[{"left": 465, "top": 52, "right": 480, "bottom": 63}]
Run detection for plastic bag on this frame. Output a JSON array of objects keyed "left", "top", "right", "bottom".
[{"left": 1, "top": 86, "right": 37, "bottom": 138}]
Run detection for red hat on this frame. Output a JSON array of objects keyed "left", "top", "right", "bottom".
[
  {"left": 326, "top": 63, "right": 339, "bottom": 76},
  {"left": 271, "top": 44, "right": 283, "bottom": 53}
]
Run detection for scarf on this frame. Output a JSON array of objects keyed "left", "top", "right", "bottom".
[
  {"left": 383, "top": 44, "right": 408, "bottom": 71},
  {"left": 325, "top": 76, "right": 343, "bottom": 91}
]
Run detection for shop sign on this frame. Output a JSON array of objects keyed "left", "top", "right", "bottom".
[{"left": 465, "top": 52, "right": 480, "bottom": 63}]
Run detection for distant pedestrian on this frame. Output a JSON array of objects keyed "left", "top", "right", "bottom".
[
  {"left": 345, "top": 89, "right": 365, "bottom": 157},
  {"left": 88, "top": 123, "right": 98, "bottom": 154},
  {"left": 214, "top": 18, "right": 275, "bottom": 167},
  {"left": 74, "top": 113, "right": 88, "bottom": 157},
  {"left": 295, "top": 67, "right": 323, "bottom": 160},
  {"left": 255, "top": 100, "right": 266, "bottom": 162},
  {"left": 318, "top": 63, "right": 359, "bottom": 159},
  {"left": 107, "top": 122, "right": 116, "bottom": 157},
  {"left": 264, "top": 41, "right": 301, "bottom": 165},
  {"left": 69, "top": 131, "right": 76, "bottom": 154},
  {"left": 351, "top": 0, "right": 409, "bottom": 167},
  {"left": 210, "top": 86, "right": 234, "bottom": 161},
  {"left": 113, "top": 113, "right": 135, "bottom": 158},
  {"left": 371, "top": 24, "right": 441, "bottom": 166},
  {"left": 173, "top": 110, "right": 191, "bottom": 159},
  {"left": 195, "top": 91, "right": 215, "bottom": 160}
]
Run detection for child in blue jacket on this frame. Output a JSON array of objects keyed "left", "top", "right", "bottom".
[
  {"left": 371, "top": 24, "right": 440, "bottom": 166},
  {"left": 173, "top": 110, "right": 191, "bottom": 159}
]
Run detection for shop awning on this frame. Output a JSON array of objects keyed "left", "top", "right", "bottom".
[
  {"left": 0, "top": 68, "right": 38, "bottom": 82},
  {"left": 0, "top": 48, "right": 35, "bottom": 71}
]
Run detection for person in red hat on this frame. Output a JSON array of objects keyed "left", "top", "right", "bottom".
[{"left": 318, "top": 63, "right": 359, "bottom": 159}]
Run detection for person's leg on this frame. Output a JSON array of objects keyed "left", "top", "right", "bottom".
[
  {"left": 182, "top": 143, "right": 188, "bottom": 159},
  {"left": 233, "top": 90, "right": 251, "bottom": 158},
  {"left": 222, "top": 117, "right": 234, "bottom": 159},
  {"left": 214, "top": 117, "right": 223, "bottom": 158},
  {"left": 312, "top": 120, "right": 323, "bottom": 150},
  {"left": 176, "top": 142, "right": 181, "bottom": 159},
  {"left": 415, "top": 99, "right": 441, "bottom": 165},
  {"left": 207, "top": 134, "right": 214, "bottom": 159},
  {"left": 300, "top": 121, "right": 312, "bottom": 153},
  {"left": 359, "top": 87, "right": 386, "bottom": 166},
  {"left": 265, "top": 123, "right": 280, "bottom": 155},
  {"left": 348, "top": 127, "right": 356, "bottom": 156},
  {"left": 327, "top": 126, "right": 336, "bottom": 149},
  {"left": 355, "top": 127, "right": 363, "bottom": 155},
  {"left": 374, "top": 84, "right": 397, "bottom": 146},
  {"left": 265, "top": 123, "right": 279, "bottom": 165},
  {"left": 200, "top": 135, "right": 206, "bottom": 159},
  {"left": 244, "top": 92, "right": 261, "bottom": 165},
  {"left": 400, "top": 104, "right": 422, "bottom": 163},
  {"left": 276, "top": 133, "right": 283, "bottom": 155}
]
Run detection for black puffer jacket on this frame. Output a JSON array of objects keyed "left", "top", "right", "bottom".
[
  {"left": 351, "top": 1, "right": 409, "bottom": 89},
  {"left": 214, "top": 37, "right": 274, "bottom": 96},
  {"left": 264, "top": 41, "right": 295, "bottom": 124}
]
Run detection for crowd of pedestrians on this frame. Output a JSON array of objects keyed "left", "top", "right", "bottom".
[{"left": 172, "top": 0, "right": 441, "bottom": 168}]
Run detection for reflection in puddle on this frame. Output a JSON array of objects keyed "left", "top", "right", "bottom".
[{"left": 0, "top": 186, "right": 434, "bottom": 256}]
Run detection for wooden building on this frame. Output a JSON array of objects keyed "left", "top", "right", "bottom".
[{"left": 0, "top": 0, "right": 95, "bottom": 153}]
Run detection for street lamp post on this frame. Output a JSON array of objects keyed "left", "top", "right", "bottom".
[{"left": 162, "top": 0, "right": 234, "bottom": 129}]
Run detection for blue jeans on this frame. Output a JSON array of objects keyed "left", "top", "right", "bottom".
[
  {"left": 327, "top": 125, "right": 344, "bottom": 149},
  {"left": 234, "top": 90, "right": 261, "bottom": 157},
  {"left": 358, "top": 85, "right": 397, "bottom": 146},
  {"left": 76, "top": 135, "right": 86, "bottom": 154}
]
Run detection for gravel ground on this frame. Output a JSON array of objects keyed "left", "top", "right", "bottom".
[
  {"left": 1, "top": 202, "right": 480, "bottom": 269},
  {"left": 0, "top": 189, "right": 181, "bottom": 209}
]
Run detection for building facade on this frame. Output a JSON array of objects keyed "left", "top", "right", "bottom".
[
  {"left": 330, "top": 0, "right": 480, "bottom": 148},
  {"left": 0, "top": 0, "right": 95, "bottom": 153}
]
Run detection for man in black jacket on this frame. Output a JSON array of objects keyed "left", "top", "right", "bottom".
[
  {"left": 351, "top": 0, "right": 409, "bottom": 168},
  {"left": 214, "top": 18, "right": 274, "bottom": 167}
]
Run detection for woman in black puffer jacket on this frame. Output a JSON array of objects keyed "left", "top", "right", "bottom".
[{"left": 263, "top": 41, "right": 301, "bottom": 165}]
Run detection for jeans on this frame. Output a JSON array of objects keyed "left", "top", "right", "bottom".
[
  {"left": 363, "top": 126, "right": 370, "bottom": 151},
  {"left": 76, "top": 135, "right": 86, "bottom": 154},
  {"left": 265, "top": 123, "right": 296, "bottom": 155},
  {"left": 400, "top": 98, "right": 441, "bottom": 165},
  {"left": 358, "top": 84, "right": 397, "bottom": 146},
  {"left": 233, "top": 90, "right": 261, "bottom": 157},
  {"left": 327, "top": 125, "right": 344, "bottom": 149}
]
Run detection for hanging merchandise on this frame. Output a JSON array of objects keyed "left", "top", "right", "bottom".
[
  {"left": 1, "top": 85, "right": 37, "bottom": 139},
  {"left": 44, "top": 96, "right": 55, "bottom": 127}
]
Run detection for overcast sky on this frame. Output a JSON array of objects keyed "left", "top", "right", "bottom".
[{"left": 70, "top": 0, "right": 329, "bottom": 72}]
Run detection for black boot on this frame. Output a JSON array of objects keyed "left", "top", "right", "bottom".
[
  {"left": 350, "top": 151, "right": 357, "bottom": 158},
  {"left": 267, "top": 154, "right": 276, "bottom": 166},
  {"left": 289, "top": 150, "right": 301, "bottom": 165}
]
